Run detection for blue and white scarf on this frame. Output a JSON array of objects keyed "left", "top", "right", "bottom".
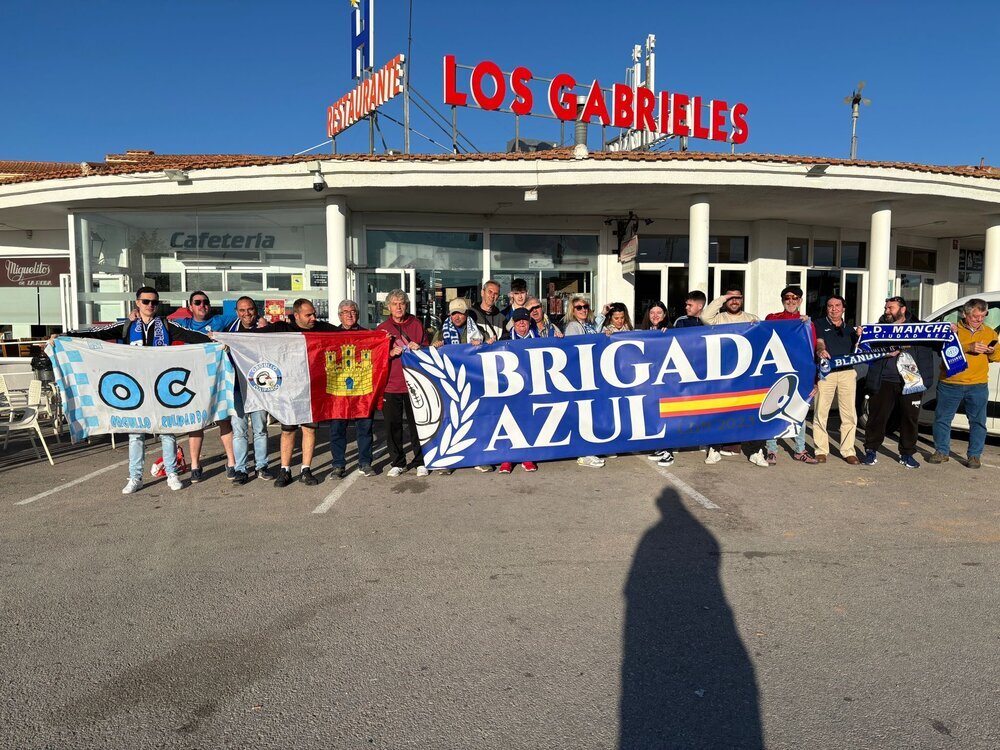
[
  {"left": 441, "top": 315, "right": 482, "bottom": 346},
  {"left": 534, "top": 320, "right": 558, "bottom": 337},
  {"left": 127, "top": 317, "right": 169, "bottom": 347},
  {"left": 510, "top": 326, "right": 538, "bottom": 340}
]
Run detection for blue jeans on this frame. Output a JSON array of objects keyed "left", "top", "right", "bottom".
[
  {"left": 330, "top": 417, "right": 374, "bottom": 468},
  {"left": 232, "top": 409, "right": 269, "bottom": 472},
  {"left": 128, "top": 433, "right": 177, "bottom": 482},
  {"left": 766, "top": 421, "right": 807, "bottom": 454},
  {"left": 933, "top": 381, "right": 988, "bottom": 458}
]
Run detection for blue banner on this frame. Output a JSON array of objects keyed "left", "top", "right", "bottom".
[
  {"left": 856, "top": 322, "right": 966, "bottom": 377},
  {"left": 402, "top": 322, "right": 816, "bottom": 469}
]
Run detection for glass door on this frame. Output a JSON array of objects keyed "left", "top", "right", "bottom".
[
  {"left": 898, "top": 273, "right": 933, "bottom": 319},
  {"left": 358, "top": 268, "right": 415, "bottom": 327},
  {"left": 841, "top": 271, "right": 866, "bottom": 327},
  {"left": 710, "top": 266, "right": 747, "bottom": 304}
]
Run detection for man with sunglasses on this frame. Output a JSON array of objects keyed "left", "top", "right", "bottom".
[
  {"left": 813, "top": 295, "right": 861, "bottom": 464},
  {"left": 54, "top": 286, "right": 211, "bottom": 494},
  {"left": 763, "top": 286, "right": 818, "bottom": 465},
  {"left": 173, "top": 291, "right": 240, "bottom": 484}
]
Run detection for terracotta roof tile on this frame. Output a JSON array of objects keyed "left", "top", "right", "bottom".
[{"left": 1, "top": 149, "right": 997, "bottom": 186}]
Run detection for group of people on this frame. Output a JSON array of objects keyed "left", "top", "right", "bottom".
[{"left": 54, "top": 277, "right": 997, "bottom": 495}]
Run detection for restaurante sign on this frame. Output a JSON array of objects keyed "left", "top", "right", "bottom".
[{"left": 1, "top": 256, "right": 70, "bottom": 287}]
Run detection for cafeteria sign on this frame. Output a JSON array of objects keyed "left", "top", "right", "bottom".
[{"left": 1, "top": 256, "right": 70, "bottom": 287}]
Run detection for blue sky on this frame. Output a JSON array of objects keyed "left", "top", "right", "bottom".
[{"left": 4, "top": 0, "right": 998, "bottom": 166}]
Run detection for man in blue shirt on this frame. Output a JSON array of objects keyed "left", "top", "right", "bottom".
[
  {"left": 173, "top": 291, "right": 241, "bottom": 483},
  {"left": 672, "top": 290, "right": 706, "bottom": 328}
]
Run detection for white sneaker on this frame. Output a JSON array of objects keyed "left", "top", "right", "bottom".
[
  {"left": 122, "top": 478, "right": 142, "bottom": 494},
  {"left": 648, "top": 450, "right": 667, "bottom": 460},
  {"left": 577, "top": 456, "right": 605, "bottom": 468},
  {"left": 748, "top": 451, "right": 769, "bottom": 468},
  {"left": 415, "top": 466, "right": 429, "bottom": 477},
  {"left": 387, "top": 466, "right": 406, "bottom": 477},
  {"left": 705, "top": 448, "right": 722, "bottom": 465},
  {"left": 166, "top": 473, "right": 183, "bottom": 491},
  {"left": 657, "top": 451, "right": 675, "bottom": 467}
]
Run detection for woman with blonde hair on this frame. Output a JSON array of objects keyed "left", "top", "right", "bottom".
[
  {"left": 561, "top": 295, "right": 604, "bottom": 468},
  {"left": 563, "top": 295, "right": 599, "bottom": 336}
]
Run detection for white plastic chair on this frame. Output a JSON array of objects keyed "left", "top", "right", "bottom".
[
  {"left": 0, "top": 406, "right": 54, "bottom": 465},
  {"left": 27, "top": 379, "right": 61, "bottom": 441}
]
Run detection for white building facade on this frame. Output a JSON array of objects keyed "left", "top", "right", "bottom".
[{"left": 0, "top": 150, "right": 998, "bottom": 340}]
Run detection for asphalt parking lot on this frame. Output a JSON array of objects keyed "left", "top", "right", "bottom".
[{"left": 2, "top": 421, "right": 998, "bottom": 749}]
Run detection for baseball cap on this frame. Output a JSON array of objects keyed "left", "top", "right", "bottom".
[
  {"left": 448, "top": 298, "right": 469, "bottom": 313},
  {"left": 511, "top": 307, "right": 531, "bottom": 322}
]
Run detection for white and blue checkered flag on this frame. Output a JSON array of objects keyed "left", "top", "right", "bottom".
[{"left": 47, "top": 337, "right": 234, "bottom": 443}]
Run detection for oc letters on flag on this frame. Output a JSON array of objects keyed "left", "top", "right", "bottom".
[
  {"left": 48, "top": 337, "right": 234, "bottom": 442},
  {"left": 401, "top": 322, "right": 817, "bottom": 469}
]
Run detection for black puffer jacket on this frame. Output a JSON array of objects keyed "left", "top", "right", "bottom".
[{"left": 864, "top": 315, "right": 937, "bottom": 392}]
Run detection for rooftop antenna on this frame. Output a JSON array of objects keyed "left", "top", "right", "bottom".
[{"left": 845, "top": 80, "right": 871, "bottom": 160}]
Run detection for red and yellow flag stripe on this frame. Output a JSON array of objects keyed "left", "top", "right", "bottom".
[{"left": 659, "top": 387, "right": 770, "bottom": 418}]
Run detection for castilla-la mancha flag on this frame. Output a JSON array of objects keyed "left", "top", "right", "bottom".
[{"left": 216, "top": 331, "right": 390, "bottom": 423}]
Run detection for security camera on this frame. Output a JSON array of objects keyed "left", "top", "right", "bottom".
[{"left": 312, "top": 173, "right": 326, "bottom": 192}]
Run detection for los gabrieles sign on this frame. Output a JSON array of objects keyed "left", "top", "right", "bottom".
[
  {"left": 443, "top": 55, "right": 749, "bottom": 145},
  {"left": 1, "top": 257, "right": 70, "bottom": 287}
]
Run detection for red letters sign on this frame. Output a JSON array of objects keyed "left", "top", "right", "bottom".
[
  {"left": 443, "top": 55, "right": 749, "bottom": 145},
  {"left": 328, "top": 54, "right": 406, "bottom": 137}
]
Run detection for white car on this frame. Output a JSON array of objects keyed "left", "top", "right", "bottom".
[{"left": 919, "top": 292, "right": 1000, "bottom": 435}]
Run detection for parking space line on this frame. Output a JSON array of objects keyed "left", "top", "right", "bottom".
[
  {"left": 312, "top": 472, "right": 360, "bottom": 514},
  {"left": 311, "top": 447, "right": 387, "bottom": 515},
  {"left": 648, "top": 460, "right": 721, "bottom": 510},
  {"left": 15, "top": 459, "right": 130, "bottom": 506}
]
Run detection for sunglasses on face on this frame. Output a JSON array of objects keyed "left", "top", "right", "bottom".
[
  {"left": 191, "top": 300, "right": 209, "bottom": 307},
  {"left": 728, "top": 296, "right": 743, "bottom": 301},
  {"left": 528, "top": 305, "right": 542, "bottom": 313},
  {"left": 137, "top": 298, "right": 158, "bottom": 306},
  {"left": 783, "top": 295, "right": 800, "bottom": 301},
  {"left": 574, "top": 304, "right": 590, "bottom": 310}
]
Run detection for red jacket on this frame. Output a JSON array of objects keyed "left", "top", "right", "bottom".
[
  {"left": 765, "top": 310, "right": 817, "bottom": 348},
  {"left": 376, "top": 315, "right": 429, "bottom": 393}
]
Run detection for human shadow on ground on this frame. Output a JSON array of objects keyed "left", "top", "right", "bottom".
[{"left": 620, "top": 490, "right": 763, "bottom": 750}]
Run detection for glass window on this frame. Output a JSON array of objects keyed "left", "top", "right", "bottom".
[
  {"left": 490, "top": 234, "right": 598, "bottom": 324},
  {"left": 227, "top": 271, "right": 263, "bottom": 291},
  {"left": 841, "top": 241, "right": 867, "bottom": 268},
  {"left": 805, "top": 269, "right": 842, "bottom": 319},
  {"left": 897, "top": 246, "right": 936, "bottom": 272},
  {"left": 364, "top": 230, "right": 484, "bottom": 330},
  {"left": 186, "top": 271, "right": 223, "bottom": 292},
  {"left": 74, "top": 207, "right": 325, "bottom": 327},
  {"left": 814, "top": 240, "right": 837, "bottom": 267},
  {"left": 710, "top": 236, "right": 748, "bottom": 263},
  {"left": 786, "top": 237, "right": 808, "bottom": 266},
  {"left": 637, "top": 235, "right": 689, "bottom": 263}
]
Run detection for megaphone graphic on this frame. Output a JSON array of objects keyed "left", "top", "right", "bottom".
[{"left": 759, "top": 373, "right": 811, "bottom": 437}]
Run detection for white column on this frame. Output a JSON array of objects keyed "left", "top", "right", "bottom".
[
  {"left": 867, "top": 202, "right": 892, "bottom": 323},
  {"left": 325, "top": 195, "right": 349, "bottom": 309},
  {"left": 985, "top": 220, "right": 1000, "bottom": 292},
  {"left": 689, "top": 195, "right": 710, "bottom": 295},
  {"left": 78, "top": 216, "right": 93, "bottom": 325}
]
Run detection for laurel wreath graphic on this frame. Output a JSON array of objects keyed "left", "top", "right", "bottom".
[{"left": 411, "top": 346, "right": 480, "bottom": 467}]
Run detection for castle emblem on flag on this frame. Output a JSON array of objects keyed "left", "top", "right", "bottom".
[{"left": 325, "top": 343, "right": 374, "bottom": 396}]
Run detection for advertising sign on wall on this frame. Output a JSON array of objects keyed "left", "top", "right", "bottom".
[{"left": 0, "top": 256, "right": 70, "bottom": 287}]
